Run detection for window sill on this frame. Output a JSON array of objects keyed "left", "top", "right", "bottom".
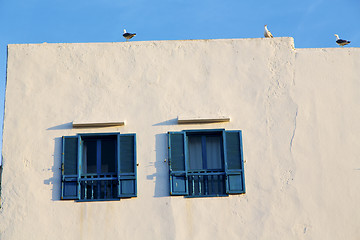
[
  {"left": 177, "top": 117, "right": 230, "bottom": 124},
  {"left": 72, "top": 121, "right": 125, "bottom": 128}
]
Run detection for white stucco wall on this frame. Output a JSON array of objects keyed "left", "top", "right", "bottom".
[{"left": 0, "top": 38, "right": 359, "bottom": 239}]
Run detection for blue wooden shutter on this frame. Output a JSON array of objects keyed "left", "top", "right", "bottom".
[
  {"left": 168, "top": 132, "right": 188, "bottom": 196},
  {"left": 224, "top": 130, "right": 245, "bottom": 194},
  {"left": 61, "top": 136, "right": 79, "bottom": 200},
  {"left": 118, "top": 134, "right": 137, "bottom": 198}
]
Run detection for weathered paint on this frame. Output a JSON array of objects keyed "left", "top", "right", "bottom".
[{"left": 0, "top": 38, "right": 359, "bottom": 239}]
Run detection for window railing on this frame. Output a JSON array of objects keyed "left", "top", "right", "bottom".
[
  {"left": 79, "top": 174, "right": 118, "bottom": 200},
  {"left": 187, "top": 171, "right": 226, "bottom": 197}
]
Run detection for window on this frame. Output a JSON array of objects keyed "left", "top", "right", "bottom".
[
  {"left": 168, "top": 129, "right": 245, "bottom": 197},
  {"left": 61, "top": 133, "right": 136, "bottom": 201}
]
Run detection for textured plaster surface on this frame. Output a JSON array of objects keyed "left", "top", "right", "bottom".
[{"left": 0, "top": 38, "right": 359, "bottom": 239}]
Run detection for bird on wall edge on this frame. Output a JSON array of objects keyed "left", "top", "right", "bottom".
[
  {"left": 334, "top": 34, "right": 350, "bottom": 47},
  {"left": 264, "top": 25, "right": 273, "bottom": 38},
  {"left": 123, "top": 29, "right": 136, "bottom": 41}
]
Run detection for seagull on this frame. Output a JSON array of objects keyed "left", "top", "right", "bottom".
[
  {"left": 123, "top": 29, "right": 136, "bottom": 41},
  {"left": 264, "top": 25, "right": 273, "bottom": 38},
  {"left": 334, "top": 34, "right": 350, "bottom": 47}
]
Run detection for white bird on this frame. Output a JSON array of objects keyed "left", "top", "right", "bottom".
[
  {"left": 123, "top": 29, "right": 136, "bottom": 41},
  {"left": 264, "top": 25, "right": 273, "bottom": 38},
  {"left": 334, "top": 34, "right": 350, "bottom": 47}
]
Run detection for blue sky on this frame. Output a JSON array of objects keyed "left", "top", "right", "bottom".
[{"left": 0, "top": 0, "right": 359, "bottom": 164}]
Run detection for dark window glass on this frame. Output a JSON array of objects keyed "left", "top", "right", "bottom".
[
  {"left": 188, "top": 135, "right": 203, "bottom": 170},
  {"left": 84, "top": 140, "right": 97, "bottom": 174},
  {"left": 101, "top": 139, "right": 116, "bottom": 173},
  {"left": 205, "top": 135, "right": 222, "bottom": 170},
  {"left": 188, "top": 134, "right": 223, "bottom": 171},
  {"left": 82, "top": 136, "right": 117, "bottom": 175}
]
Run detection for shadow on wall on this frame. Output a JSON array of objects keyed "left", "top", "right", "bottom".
[
  {"left": 44, "top": 137, "right": 62, "bottom": 201},
  {"left": 147, "top": 133, "right": 170, "bottom": 197},
  {"left": 47, "top": 122, "right": 73, "bottom": 130},
  {"left": 152, "top": 118, "right": 177, "bottom": 126},
  {"left": 0, "top": 165, "right": 2, "bottom": 207}
]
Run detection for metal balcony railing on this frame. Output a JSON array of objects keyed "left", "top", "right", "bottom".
[
  {"left": 187, "top": 171, "right": 226, "bottom": 197},
  {"left": 79, "top": 174, "right": 118, "bottom": 200}
]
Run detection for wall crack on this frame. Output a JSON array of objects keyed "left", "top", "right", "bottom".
[{"left": 290, "top": 108, "right": 298, "bottom": 152}]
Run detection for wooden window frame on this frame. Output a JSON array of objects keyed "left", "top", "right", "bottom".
[
  {"left": 61, "top": 132, "right": 137, "bottom": 201},
  {"left": 168, "top": 129, "right": 245, "bottom": 198}
]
